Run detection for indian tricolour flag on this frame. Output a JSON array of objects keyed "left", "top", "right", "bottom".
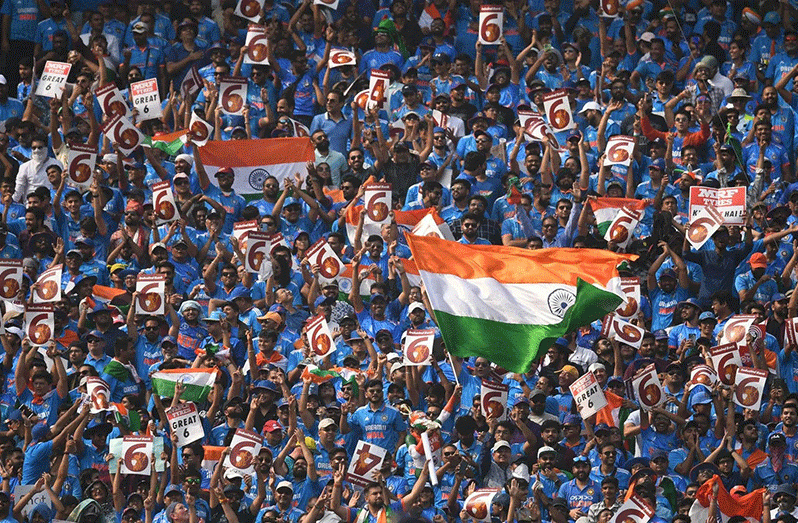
[
  {"left": 588, "top": 197, "right": 648, "bottom": 235},
  {"left": 689, "top": 475, "right": 764, "bottom": 523},
  {"left": 197, "top": 137, "right": 315, "bottom": 197},
  {"left": 406, "top": 234, "right": 632, "bottom": 373},
  {"left": 344, "top": 206, "right": 447, "bottom": 245},
  {"left": 151, "top": 368, "right": 218, "bottom": 402}
]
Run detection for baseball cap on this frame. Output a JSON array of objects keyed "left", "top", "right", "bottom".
[
  {"left": 263, "top": 420, "right": 283, "bottom": 433},
  {"left": 749, "top": 252, "right": 767, "bottom": 269},
  {"left": 318, "top": 418, "right": 338, "bottom": 431},
  {"left": 537, "top": 446, "right": 556, "bottom": 458},
  {"left": 764, "top": 11, "right": 780, "bottom": 24},
  {"left": 659, "top": 268, "right": 678, "bottom": 281},
  {"left": 491, "top": 440, "right": 511, "bottom": 452},
  {"left": 649, "top": 158, "right": 666, "bottom": 171},
  {"left": 132, "top": 21, "right": 148, "bottom": 33},
  {"left": 698, "top": 311, "right": 717, "bottom": 323},
  {"left": 276, "top": 481, "right": 293, "bottom": 493},
  {"left": 578, "top": 101, "right": 601, "bottom": 114},
  {"left": 557, "top": 365, "right": 579, "bottom": 378}
]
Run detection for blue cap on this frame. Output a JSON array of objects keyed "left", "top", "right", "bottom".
[
  {"left": 31, "top": 423, "right": 49, "bottom": 442},
  {"left": 563, "top": 414, "right": 582, "bottom": 426},
  {"left": 594, "top": 423, "right": 611, "bottom": 435},
  {"left": 205, "top": 310, "right": 225, "bottom": 322},
  {"left": 659, "top": 268, "right": 677, "bottom": 280},
  {"left": 562, "top": 80, "right": 578, "bottom": 91},
  {"left": 773, "top": 292, "right": 789, "bottom": 302},
  {"left": 346, "top": 332, "right": 363, "bottom": 342},
  {"left": 284, "top": 197, "right": 301, "bottom": 207},
  {"left": 314, "top": 295, "right": 335, "bottom": 308},
  {"left": 227, "top": 286, "right": 249, "bottom": 300},
  {"left": 79, "top": 274, "right": 99, "bottom": 288},
  {"left": 649, "top": 448, "right": 669, "bottom": 461},
  {"left": 433, "top": 127, "right": 445, "bottom": 134},
  {"left": 607, "top": 376, "right": 624, "bottom": 385},
  {"left": 677, "top": 298, "right": 701, "bottom": 309},
  {"left": 74, "top": 235, "right": 93, "bottom": 246},
  {"left": 764, "top": 11, "right": 780, "bottom": 24},
  {"left": 553, "top": 337, "right": 569, "bottom": 348},
  {"left": 164, "top": 485, "right": 183, "bottom": 497},
  {"left": 86, "top": 329, "right": 104, "bottom": 340},
  {"left": 649, "top": 158, "right": 666, "bottom": 171},
  {"left": 160, "top": 335, "right": 177, "bottom": 346},
  {"left": 653, "top": 329, "right": 668, "bottom": 340},
  {"left": 567, "top": 130, "right": 581, "bottom": 141},
  {"left": 5, "top": 410, "right": 21, "bottom": 422},
  {"left": 119, "top": 268, "right": 138, "bottom": 279},
  {"left": 699, "top": 311, "right": 717, "bottom": 323},
  {"left": 370, "top": 293, "right": 387, "bottom": 303},
  {"left": 692, "top": 389, "right": 713, "bottom": 405},
  {"left": 625, "top": 457, "right": 650, "bottom": 469},
  {"left": 252, "top": 380, "right": 280, "bottom": 394}
]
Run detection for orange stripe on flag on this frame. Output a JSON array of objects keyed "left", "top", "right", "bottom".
[
  {"left": 152, "top": 130, "right": 188, "bottom": 142},
  {"left": 406, "top": 234, "right": 636, "bottom": 285},
  {"left": 696, "top": 475, "right": 764, "bottom": 518},
  {"left": 198, "top": 137, "right": 314, "bottom": 168}
]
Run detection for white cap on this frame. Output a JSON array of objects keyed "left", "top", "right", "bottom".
[
  {"left": 0, "top": 75, "right": 7, "bottom": 86},
  {"left": 640, "top": 32, "right": 656, "bottom": 43},
  {"left": 386, "top": 352, "right": 401, "bottom": 362},
  {"left": 175, "top": 153, "right": 193, "bottom": 166},
  {"left": 276, "top": 480, "right": 293, "bottom": 492},
  {"left": 579, "top": 101, "right": 602, "bottom": 114},
  {"left": 512, "top": 463, "right": 530, "bottom": 482},
  {"left": 588, "top": 362, "right": 606, "bottom": 373},
  {"left": 537, "top": 446, "right": 556, "bottom": 458},
  {"left": 318, "top": 418, "right": 338, "bottom": 431},
  {"left": 224, "top": 469, "right": 243, "bottom": 480},
  {"left": 102, "top": 153, "right": 118, "bottom": 163},
  {"left": 408, "top": 301, "right": 425, "bottom": 316},
  {"left": 492, "top": 440, "right": 511, "bottom": 453}
]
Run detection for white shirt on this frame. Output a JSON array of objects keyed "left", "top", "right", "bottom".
[
  {"left": 15, "top": 158, "right": 60, "bottom": 202},
  {"left": 711, "top": 72, "right": 734, "bottom": 97}
]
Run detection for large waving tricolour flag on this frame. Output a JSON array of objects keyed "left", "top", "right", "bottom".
[
  {"left": 198, "top": 138, "right": 315, "bottom": 196},
  {"left": 406, "top": 234, "right": 632, "bottom": 373}
]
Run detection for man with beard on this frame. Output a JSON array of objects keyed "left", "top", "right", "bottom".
[
  {"left": 448, "top": 83, "right": 477, "bottom": 123},
  {"left": 540, "top": 420, "right": 575, "bottom": 472},
  {"left": 648, "top": 244, "right": 691, "bottom": 332},
  {"left": 529, "top": 389, "right": 558, "bottom": 425},
  {"left": 556, "top": 456, "right": 599, "bottom": 521},
  {"left": 743, "top": 119, "right": 791, "bottom": 183},
  {"left": 667, "top": 298, "right": 701, "bottom": 356},
  {"left": 195, "top": 160, "right": 245, "bottom": 235},
  {"left": 341, "top": 147, "right": 375, "bottom": 184},
  {"left": 311, "top": 131, "right": 346, "bottom": 188},
  {"left": 273, "top": 429, "right": 321, "bottom": 509},
  {"left": 128, "top": 307, "right": 178, "bottom": 389},
  {"left": 341, "top": 379, "right": 406, "bottom": 454},
  {"left": 440, "top": 179, "right": 471, "bottom": 223},
  {"left": 751, "top": 432, "right": 798, "bottom": 489},
  {"left": 360, "top": 27, "right": 404, "bottom": 78},
  {"left": 211, "top": 398, "right": 245, "bottom": 446}
]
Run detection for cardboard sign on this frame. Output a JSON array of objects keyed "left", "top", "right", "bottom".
[
  {"left": 607, "top": 495, "right": 654, "bottom": 523},
  {"left": 542, "top": 90, "right": 575, "bottom": 132},
  {"left": 232, "top": 220, "right": 259, "bottom": 252},
  {"left": 245, "top": 231, "right": 271, "bottom": 273},
  {"left": 152, "top": 180, "right": 179, "bottom": 225},
  {"left": 403, "top": 328, "right": 435, "bottom": 366},
  {"left": 136, "top": 274, "right": 166, "bottom": 315},
  {"left": 480, "top": 380, "right": 508, "bottom": 420},
  {"left": 33, "top": 265, "right": 61, "bottom": 303},
  {"left": 604, "top": 205, "right": 643, "bottom": 248},
  {"left": 225, "top": 428, "right": 263, "bottom": 474},
  {"left": 180, "top": 66, "right": 202, "bottom": 101},
  {"left": 687, "top": 205, "right": 723, "bottom": 249},
  {"left": 603, "top": 315, "right": 645, "bottom": 348},
  {"left": 101, "top": 113, "right": 143, "bottom": 155},
  {"left": 13, "top": 485, "right": 51, "bottom": 519},
  {"left": 517, "top": 107, "right": 535, "bottom": 129},
  {"left": 186, "top": 110, "right": 213, "bottom": 146},
  {"left": 569, "top": 371, "right": 608, "bottom": 418},
  {"left": 709, "top": 343, "right": 742, "bottom": 386},
  {"left": 785, "top": 317, "right": 798, "bottom": 349},
  {"left": 96, "top": 82, "right": 131, "bottom": 119},
  {"left": 25, "top": 304, "right": 54, "bottom": 347},
  {"left": 605, "top": 135, "right": 636, "bottom": 166},
  {"left": 478, "top": 6, "right": 503, "bottom": 45},
  {"left": 306, "top": 314, "right": 335, "bottom": 357},
  {"left": 719, "top": 314, "right": 757, "bottom": 347},
  {"left": 364, "top": 182, "right": 391, "bottom": 225},
  {"left": 464, "top": 489, "right": 501, "bottom": 522},
  {"left": 632, "top": 363, "right": 664, "bottom": 411},
  {"left": 689, "top": 186, "right": 746, "bottom": 225},
  {"left": 166, "top": 402, "right": 204, "bottom": 446},
  {"left": 421, "top": 430, "right": 442, "bottom": 485},
  {"left": 690, "top": 364, "right": 718, "bottom": 388},
  {"left": 733, "top": 367, "right": 768, "bottom": 411},
  {"left": 219, "top": 76, "right": 248, "bottom": 116},
  {"left": 367, "top": 70, "right": 390, "bottom": 110},
  {"left": 0, "top": 260, "right": 23, "bottom": 302},
  {"left": 614, "top": 277, "right": 640, "bottom": 320},
  {"left": 329, "top": 49, "right": 356, "bottom": 68},
  {"left": 35, "top": 61, "right": 71, "bottom": 98},
  {"left": 599, "top": 0, "right": 620, "bottom": 17},
  {"left": 87, "top": 376, "right": 111, "bottom": 413},
  {"left": 67, "top": 143, "right": 97, "bottom": 192},
  {"left": 234, "top": 0, "right": 263, "bottom": 22},
  {"left": 130, "top": 78, "right": 162, "bottom": 119},
  {"left": 305, "top": 237, "right": 344, "bottom": 282},
  {"left": 121, "top": 435, "right": 153, "bottom": 475},
  {"left": 431, "top": 109, "right": 450, "bottom": 131},
  {"left": 524, "top": 112, "right": 555, "bottom": 145},
  {"left": 244, "top": 25, "right": 269, "bottom": 65},
  {"left": 314, "top": 0, "right": 339, "bottom": 10},
  {"left": 346, "top": 441, "right": 388, "bottom": 487}
]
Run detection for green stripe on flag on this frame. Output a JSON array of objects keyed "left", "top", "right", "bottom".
[
  {"left": 151, "top": 376, "right": 213, "bottom": 403},
  {"left": 144, "top": 136, "right": 184, "bottom": 156},
  {"left": 435, "top": 278, "right": 623, "bottom": 373}
]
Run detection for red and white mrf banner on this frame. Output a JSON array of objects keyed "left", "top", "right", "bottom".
[
  {"left": 599, "top": 0, "right": 620, "bottom": 17},
  {"left": 306, "top": 314, "right": 334, "bottom": 357},
  {"left": 480, "top": 381, "right": 508, "bottom": 421},
  {"left": 329, "top": 49, "right": 356, "bottom": 68},
  {"left": 733, "top": 367, "right": 768, "bottom": 411},
  {"left": 478, "top": 6, "right": 503, "bottom": 44},
  {"left": 36, "top": 61, "right": 71, "bottom": 98},
  {"left": 464, "top": 489, "right": 501, "bottom": 522},
  {"left": 180, "top": 66, "right": 202, "bottom": 100},
  {"left": 33, "top": 265, "right": 61, "bottom": 303},
  {"left": 719, "top": 314, "right": 756, "bottom": 348},
  {"left": 245, "top": 231, "right": 270, "bottom": 274},
  {"left": 367, "top": 70, "right": 390, "bottom": 111},
  {"left": 186, "top": 111, "right": 213, "bottom": 146},
  {"left": 604, "top": 205, "right": 643, "bottom": 249},
  {"left": 96, "top": 82, "right": 131, "bottom": 119},
  {"left": 121, "top": 436, "right": 153, "bottom": 476},
  {"left": 347, "top": 441, "right": 388, "bottom": 487},
  {"left": 569, "top": 371, "right": 607, "bottom": 418},
  {"left": 0, "top": 260, "right": 22, "bottom": 302},
  {"left": 364, "top": 182, "right": 392, "bottom": 226},
  {"left": 225, "top": 428, "right": 263, "bottom": 474},
  {"left": 314, "top": 0, "right": 339, "bottom": 10},
  {"left": 234, "top": 0, "right": 263, "bottom": 22},
  {"left": 608, "top": 495, "right": 654, "bottom": 523},
  {"left": 101, "top": 113, "right": 143, "bottom": 156},
  {"left": 690, "top": 364, "right": 718, "bottom": 388},
  {"left": 219, "top": 76, "right": 248, "bottom": 116},
  {"left": 152, "top": 181, "right": 179, "bottom": 225},
  {"left": 710, "top": 343, "right": 742, "bottom": 386},
  {"left": 403, "top": 328, "right": 435, "bottom": 366},
  {"left": 785, "top": 317, "right": 798, "bottom": 349},
  {"left": 244, "top": 25, "right": 269, "bottom": 65},
  {"left": 305, "top": 237, "right": 344, "bottom": 284},
  {"left": 87, "top": 376, "right": 110, "bottom": 413},
  {"left": 136, "top": 274, "right": 165, "bottom": 315},
  {"left": 130, "top": 78, "right": 162, "bottom": 119},
  {"left": 542, "top": 90, "right": 575, "bottom": 132},
  {"left": 25, "top": 304, "right": 54, "bottom": 347},
  {"left": 614, "top": 277, "right": 640, "bottom": 320},
  {"left": 632, "top": 363, "right": 664, "bottom": 411},
  {"left": 687, "top": 205, "right": 723, "bottom": 250},
  {"left": 689, "top": 186, "right": 746, "bottom": 225},
  {"left": 605, "top": 135, "right": 636, "bottom": 166},
  {"left": 601, "top": 314, "right": 645, "bottom": 348},
  {"left": 67, "top": 143, "right": 97, "bottom": 192},
  {"left": 232, "top": 220, "right": 259, "bottom": 252}
]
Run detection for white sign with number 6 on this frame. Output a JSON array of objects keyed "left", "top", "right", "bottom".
[{"left": 479, "top": 6, "right": 503, "bottom": 45}]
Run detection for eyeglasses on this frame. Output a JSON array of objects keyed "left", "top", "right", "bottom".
[
  {"left": 475, "top": 139, "right": 491, "bottom": 144},
  {"left": 674, "top": 118, "right": 688, "bottom": 122},
  {"left": 88, "top": 338, "right": 102, "bottom": 343},
  {"left": 144, "top": 326, "right": 159, "bottom": 331},
  {"left": 184, "top": 478, "right": 201, "bottom": 485},
  {"left": 474, "top": 361, "right": 489, "bottom": 367},
  {"left": 221, "top": 273, "right": 237, "bottom": 277},
  {"left": 349, "top": 155, "right": 363, "bottom": 160},
  {"left": 462, "top": 222, "right": 478, "bottom": 228}
]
